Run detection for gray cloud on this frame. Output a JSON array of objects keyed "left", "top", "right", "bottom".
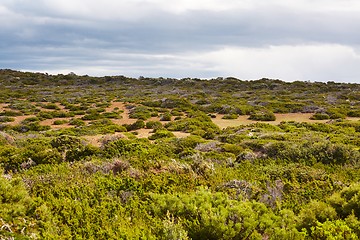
[{"left": 1, "top": 0, "right": 360, "bottom": 82}]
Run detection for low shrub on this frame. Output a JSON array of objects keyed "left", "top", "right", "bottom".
[
  {"left": 222, "top": 114, "right": 238, "bottom": 119},
  {"left": 69, "top": 118, "right": 86, "bottom": 126},
  {"left": 53, "top": 120, "right": 68, "bottom": 125},
  {"left": 149, "top": 130, "right": 175, "bottom": 140},
  {"left": 249, "top": 111, "right": 276, "bottom": 121},
  {"left": 160, "top": 112, "right": 172, "bottom": 121},
  {"left": 0, "top": 116, "right": 15, "bottom": 122}
]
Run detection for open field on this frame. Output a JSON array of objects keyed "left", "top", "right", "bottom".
[
  {"left": 3, "top": 100, "right": 359, "bottom": 130},
  {"left": 2, "top": 70, "right": 360, "bottom": 239}
]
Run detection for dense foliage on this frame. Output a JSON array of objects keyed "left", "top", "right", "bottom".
[{"left": 1, "top": 69, "right": 360, "bottom": 239}]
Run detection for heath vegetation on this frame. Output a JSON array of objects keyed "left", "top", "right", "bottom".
[{"left": 1, "top": 70, "right": 360, "bottom": 239}]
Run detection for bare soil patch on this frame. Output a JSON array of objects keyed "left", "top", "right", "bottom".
[
  {"left": 212, "top": 113, "right": 359, "bottom": 129},
  {"left": 172, "top": 131, "right": 191, "bottom": 138},
  {"left": 108, "top": 101, "right": 137, "bottom": 125},
  {"left": 106, "top": 101, "right": 125, "bottom": 112},
  {"left": 40, "top": 118, "right": 73, "bottom": 129},
  {"left": 0, "top": 103, "right": 8, "bottom": 111},
  {"left": 134, "top": 129, "right": 154, "bottom": 138},
  {"left": 82, "top": 133, "right": 127, "bottom": 147},
  {"left": 7, "top": 115, "right": 36, "bottom": 126}
]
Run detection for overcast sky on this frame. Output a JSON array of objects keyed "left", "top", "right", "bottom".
[{"left": 1, "top": 0, "right": 360, "bottom": 82}]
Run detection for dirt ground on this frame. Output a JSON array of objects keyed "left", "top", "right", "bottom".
[{"left": 212, "top": 113, "right": 360, "bottom": 129}]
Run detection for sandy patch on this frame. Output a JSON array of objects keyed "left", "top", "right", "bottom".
[
  {"left": 348, "top": 117, "right": 360, "bottom": 121},
  {"left": 6, "top": 115, "right": 36, "bottom": 126},
  {"left": 82, "top": 132, "right": 126, "bottom": 147},
  {"left": 172, "top": 131, "right": 191, "bottom": 138},
  {"left": 0, "top": 103, "right": 8, "bottom": 111},
  {"left": 134, "top": 129, "right": 154, "bottom": 138},
  {"left": 107, "top": 101, "right": 137, "bottom": 125},
  {"left": 212, "top": 113, "right": 359, "bottom": 129},
  {"left": 40, "top": 118, "right": 73, "bottom": 129},
  {"left": 106, "top": 101, "right": 125, "bottom": 112}
]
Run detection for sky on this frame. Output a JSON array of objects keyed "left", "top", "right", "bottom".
[{"left": 1, "top": 0, "right": 360, "bottom": 83}]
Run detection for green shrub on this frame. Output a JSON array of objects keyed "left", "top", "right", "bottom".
[
  {"left": 12, "top": 122, "right": 51, "bottom": 132},
  {"left": 249, "top": 111, "right": 276, "bottom": 121},
  {"left": 69, "top": 118, "right": 86, "bottom": 126},
  {"left": 222, "top": 114, "right": 238, "bottom": 119},
  {"left": 150, "top": 188, "right": 304, "bottom": 239},
  {"left": 53, "top": 119, "right": 68, "bottom": 125},
  {"left": 124, "top": 120, "right": 145, "bottom": 131},
  {"left": 309, "top": 220, "right": 358, "bottom": 240},
  {"left": 42, "top": 103, "right": 60, "bottom": 110},
  {"left": 21, "top": 116, "right": 40, "bottom": 124},
  {"left": 311, "top": 113, "right": 330, "bottom": 120},
  {"left": 149, "top": 130, "right": 175, "bottom": 140},
  {"left": 347, "top": 110, "right": 360, "bottom": 117},
  {"left": 82, "top": 113, "right": 101, "bottom": 120},
  {"left": 165, "top": 111, "right": 220, "bottom": 137},
  {"left": 50, "top": 135, "right": 98, "bottom": 161},
  {"left": 160, "top": 112, "right": 172, "bottom": 121},
  {"left": 101, "top": 112, "right": 120, "bottom": 119},
  {"left": 0, "top": 110, "right": 22, "bottom": 117},
  {"left": 129, "top": 106, "right": 151, "bottom": 120},
  {"left": 298, "top": 200, "right": 337, "bottom": 231},
  {"left": 146, "top": 121, "right": 164, "bottom": 130},
  {"left": 0, "top": 116, "right": 15, "bottom": 122},
  {"left": 0, "top": 174, "right": 39, "bottom": 238}
]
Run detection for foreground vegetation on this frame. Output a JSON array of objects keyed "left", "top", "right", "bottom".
[{"left": 1, "top": 69, "right": 360, "bottom": 239}]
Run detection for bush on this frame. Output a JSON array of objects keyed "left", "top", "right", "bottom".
[
  {"left": 310, "top": 113, "right": 330, "bottom": 120},
  {"left": 82, "top": 113, "right": 101, "bottom": 120},
  {"left": 149, "top": 130, "right": 175, "bottom": 140},
  {"left": 298, "top": 200, "right": 337, "bottom": 231},
  {"left": 347, "top": 110, "right": 360, "bottom": 117},
  {"left": 42, "top": 103, "right": 60, "bottom": 110},
  {"left": 0, "top": 116, "right": 15, "bottom": 122},
  {"left": 53, "top": 119, "right": 68, "bottom": 125},
  {"left": 69, "top": 118, "right": 86, "bottom": 126},
  {"left": 129, "top": 106, "right": 151, "bottom": 120},
  {"left": 0, "top": 110, "right": 22, "bottom": 117},
  {"left": 124, "top": 120, "right": 145, "bottom": 131},
  {"left": 150, "top": 188, "right": 304, "bottom": 239},
  {"left": 222, "top": 114, "right": 238, "bottom": 119},
  {"left": 146, "top": 121, "right": 163, "bottom": 130},
  {"left": 50, "top": 135, "right": 98, "bottom": 161},
  {"left": 249, "top": 111, "right": 276, "bottom": 121},
  {"left": 0, "top": 174, "right": 39, "bottom": 238},
  {"left": 329, "top": 184, "right": 360, "bottom": 218},
  {"left": 160, "top": 112, "right": 172, "bottom": 121},
  {"left": 101, "top": 112, "right": 120, "bottom": 119},
  {"left": 12, "top": 122, "right": 51, "bottom": 132},
  {"left": 165, "top": 111, "right": 220, "bottom": 137}
]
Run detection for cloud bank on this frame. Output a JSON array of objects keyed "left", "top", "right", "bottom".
[{"left": 1, "top": 0, "right": 360, "bottom": 82}]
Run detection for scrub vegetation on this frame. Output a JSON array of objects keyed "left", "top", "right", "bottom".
[{"left": 1, "top": 69, "right": 360, "bottom": 239}]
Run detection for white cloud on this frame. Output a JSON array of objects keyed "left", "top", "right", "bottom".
[
  {"left": 198, "top": 44, "right": 360, "bottom": 82},
  {"left": 16, "top": 44, "right": 360, "bottom": 83},
  {"left": 1, "top": 0, "right": 360, "bottom": 82}
]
